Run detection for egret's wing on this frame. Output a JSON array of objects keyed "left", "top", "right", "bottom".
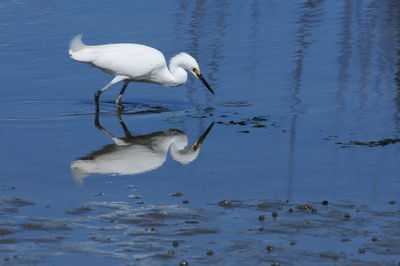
[{"left": 87, "top": 44, "right": 167, "bottom": 79}]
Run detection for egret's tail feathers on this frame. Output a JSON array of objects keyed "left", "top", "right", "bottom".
[{"left": 69, "top": 34, "right": 86, "bottom": 54}]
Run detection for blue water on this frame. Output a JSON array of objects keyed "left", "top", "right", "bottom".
[{"left": 0, "top": 1, "right": 399, "bottom": 265}]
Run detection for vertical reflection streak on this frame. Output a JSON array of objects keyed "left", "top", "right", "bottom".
[
  {"left": 337, "top": 0, "right": 353, "bottom": 112},
  {"left": 208, "top": 0, "right": 228, "bottom": 84},
  {"left": 355, "top": 1, "right": 378, "bottom": 115},
  {"left": 174, "top": 0, "right": 189, "bottom": 41},
  {"left": 392, "top": 0, "right": 400, "bottom": 133},
  {"left": 248, "top": 0, "right": 260, "bottom": 84},
  {"left": 287, "top": 0, "right": 323, "bottom": 200}
]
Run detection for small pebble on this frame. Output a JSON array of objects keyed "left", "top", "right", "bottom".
[
  {"left": 289, "top": 241, "right": 297, "bottom": 246},
  {"left": 371, "top": 237, "right": 379, "bottom": 242},
  {"left": 358, "top": 248, "right": 365, "bottom": 254},
  {"left": 344, "top": 213, "right": 351, "bottom": 220},
  {"left": 388, "top": 200, "right": 396, "bottom": 205},
  {"left": 185, "top": 220, "right": 199, "bottom": 224},
  {"left": 272, "top": 211, "right": 278, "bottom": 218},
  {"left": 271, "top": 263, "right": 280, "bottom": 266},
  {"left": 128, "top": 195, "right": 142, "bottom": 199},
  {"left": 180, "top": 260, "right": 189, "bottom": 266},
  {"left": 311, "top": 208, "right": 317, "bottom": 214},
  {"left": 172, "top": 241, "right": 179, "bottom": 247},
  {"left": 297, "top": 204, "right": 312, "bottom": 210},
  {"left": 218, "top": 200, "right": 233, "bottom": 208},
  {"left": 266, "top": 245, "right": 274, "bottom": 252},
  {"left": 321, "top": 200, "right": 329, "bottom": 205},
  {"left": 171, "top": 192, "right": 184, "bottom": 197},
  {"left": 258, "top": 215, "right": 265, "bottom": 221},
  {"left": 167, "top": 250, "right": 175, "bottom": 255},
  {"left": 288, "top": 208, "right": 293, "bottom": 213},
  {"left": 206, "top": 250, "right": 214, "bottom": 256}
]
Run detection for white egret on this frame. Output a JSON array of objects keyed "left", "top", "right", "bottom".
[
  {"left": 70, "top": 113, "right": 214, "bottom": 184},
  {"left": 68, "top": 35, "right": 215, "bottom": 110}
]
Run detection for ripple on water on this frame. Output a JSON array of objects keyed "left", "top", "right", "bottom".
[
  {"left": 0, "top": 99, "right": 187, "bottom": 120},
  {"left": 218, "top": 101, "right": 253, "bottom": 108}
]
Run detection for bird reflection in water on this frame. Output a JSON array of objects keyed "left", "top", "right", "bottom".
[{"left": 71, "top": 111, "right": 214, "bottom": 184}]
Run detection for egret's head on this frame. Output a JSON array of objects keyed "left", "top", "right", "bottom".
[
  {"left": 174, "top": 52, "right": 199, "bottom": 73},
  {"left": 170, "top": 121, "right": 214, "bottom": 165},
  {"left": 173, "top": 52, "right": 215, "bottom": 95}
]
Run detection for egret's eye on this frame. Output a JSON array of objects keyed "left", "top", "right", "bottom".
[{"left": 192, "top": 67, "right": 199, "bottom": 74}]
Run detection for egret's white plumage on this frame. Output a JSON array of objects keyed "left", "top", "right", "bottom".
[
  {"left": 71, "top": 117, "right": 215, "bottom": 184},
  {"left": 68, "top": 35, "right": 214, "bottom": 110}
]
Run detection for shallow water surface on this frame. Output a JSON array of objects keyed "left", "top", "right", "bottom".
[{"left": 0, "top": 1, "right": 399, "bottom": 265}]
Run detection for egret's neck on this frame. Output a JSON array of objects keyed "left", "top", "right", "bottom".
[{"left": 167, "top": 56, "right": 188, "bottom": 86}]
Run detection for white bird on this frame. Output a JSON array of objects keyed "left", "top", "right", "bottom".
[
  {"left": 70, "top": 115, "right": 214, "bottom": 184},
  {"left": 68, "top": 35, "right": 215, "bottom": 110}
]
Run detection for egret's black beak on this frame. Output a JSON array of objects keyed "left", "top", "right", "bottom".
[
  {"left": 196, "top": 73, "right": 215, "bottom": 95},
  {"left": 192, "top": 121, "right": 215, "bottom": 151}
]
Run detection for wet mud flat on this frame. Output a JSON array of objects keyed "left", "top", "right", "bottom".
[{"left": 0, "top": 194, "right": 398, "bottom": 266}]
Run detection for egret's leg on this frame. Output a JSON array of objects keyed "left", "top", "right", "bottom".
[
  {"left": 117, "top": 110, "right": 132, "bottom": 137},
  {"left": 94, "top": 82, "right": 114, "bottom": 105},
  {"left": 94, "top": 75, "right": 127, "bottom": 112},
  {"left": 94, "top": 109, "right": 126, "bottom": 145},
  {"left": 115, "top": 81, "right": 129, "bottom": 110}
]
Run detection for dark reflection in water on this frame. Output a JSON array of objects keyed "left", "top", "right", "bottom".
[
  {"left": 336, "top": 0, "right": 400, "bottom": 133},
  {"left": 391, "top": 1, "right": 400, "bottom": 133},
  {"left": 286, "top": 1, "right": 323, "bottom": 200},
  {"left": 247, "top": 0, "right": 261, "bottom": 85},
  {"left": 337, "top": 0, "right": 352, "bottom": 110},
  {"left": 208, "top": 0, "right": 229, "bottom": 84},
  {"left": 71, "top": 112, "right": 214, "bottom": 184},
  {"left": 187, "top": 0, "right": 206, "bottom": 59}
]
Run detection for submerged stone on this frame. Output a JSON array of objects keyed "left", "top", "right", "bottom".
[
  {"left": 266, "top": 245, "right": 274, "bottom": 252},
  {"left": 179, "top": 260, "right": 189, "bottom": 266},
  {"left": 251, "top": 116, "right": 267, "bottom": 122},
  {"left": 218, "top": 200, "right": 233, "bottom": 208}
]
